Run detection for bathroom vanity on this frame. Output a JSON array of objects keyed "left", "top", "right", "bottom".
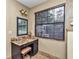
[{"left": 11, "top": 39, "right": 38, "bottom": 59}]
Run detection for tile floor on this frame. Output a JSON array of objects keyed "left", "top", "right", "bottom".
[
  {"left": 24, "top": 51, "right": 59, "bottom": 59},
  {"left": 8, "top": 51, "right": 59, "bottom": 59}
]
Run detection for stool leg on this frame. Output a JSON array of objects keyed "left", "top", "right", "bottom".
[
  {"left": 21, "top": 54, "right": 24, "bottom": 59},
  {"left": 29, "top": 56, "right": 31, "bottom": 59},
  {"left": 23, "top": 55, "right": 25, "bottom": 59},
  {"left": 29, "top": 51, "right": 31, "bottom": 59}
]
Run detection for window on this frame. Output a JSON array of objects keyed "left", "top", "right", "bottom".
[{"left": 35, "top": 4, "right": 65, "bottom": 40}]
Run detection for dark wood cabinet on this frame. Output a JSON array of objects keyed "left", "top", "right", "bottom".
[
  {"left": 32, "top": 40, "right": 38, "bottom": 55},
  {"left": 11, "top": 39, "right": 38, "bottom": 59}
]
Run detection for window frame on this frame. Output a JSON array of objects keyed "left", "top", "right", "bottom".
[{"left": 35, "top": 3, "right": 65, "bottom": 40}]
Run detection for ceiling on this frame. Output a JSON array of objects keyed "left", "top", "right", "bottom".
[{"left": 17, "top": 0, "right": 48, "bottom": 8}]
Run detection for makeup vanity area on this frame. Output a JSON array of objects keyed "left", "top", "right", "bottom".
[
  {"left": 11, "top": 17, "right": 38, "bottom": 59},
  {"left": 11, "top": 38, "right": 38, "bottom": 59}
]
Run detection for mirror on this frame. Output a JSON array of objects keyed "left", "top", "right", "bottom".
[{"left": 17, "top": 17, "right": 28, "bottom": 36}]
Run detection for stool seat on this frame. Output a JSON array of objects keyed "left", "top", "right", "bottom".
[{"left": 21, "top": 47, "right": 32, "bottom": 55}]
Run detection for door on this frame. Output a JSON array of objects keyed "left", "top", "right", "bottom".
[{"left": 67, "top": 31, "right": 73, "bottom": 59}]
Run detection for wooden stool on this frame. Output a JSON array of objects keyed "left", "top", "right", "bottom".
[{"left": 21, "top": 47, "right": 32, "bottom": 59}]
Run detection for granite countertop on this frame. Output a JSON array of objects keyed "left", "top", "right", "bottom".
[{"left": 11, "top": 39, "right": 38, "bottom": 46}]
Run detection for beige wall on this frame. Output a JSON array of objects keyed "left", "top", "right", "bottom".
[
  {"left": 66, "top": 0, "right": 73, "bottom": 30},
  {"left": 6, "top": 0, "right": 30, "bottom": 58},
  {"left": 28, "top": 0, "right": 73, "bottom": 59}
]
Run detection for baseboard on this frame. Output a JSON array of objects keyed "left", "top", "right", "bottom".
[{"left": 39, "top": 51, "right": 60, "bottom": 59}]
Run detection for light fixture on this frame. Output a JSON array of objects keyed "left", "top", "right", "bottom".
[{"left": 19, "top": 9, "right": 27, "bottom": 16}]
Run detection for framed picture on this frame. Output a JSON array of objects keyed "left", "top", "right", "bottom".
[{"left": 17, "top": 17, "right": 28, "bottom": 36}]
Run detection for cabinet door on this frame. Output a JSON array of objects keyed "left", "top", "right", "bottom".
[
  {"left": 11, "top": 43, "right": 21, "bottom": 59},
  {"left": 32, "top": 40, "right": 38, "bottom": 56},
  {"left": 67, "top": 31, "right": 73, "bottom": 59}
]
